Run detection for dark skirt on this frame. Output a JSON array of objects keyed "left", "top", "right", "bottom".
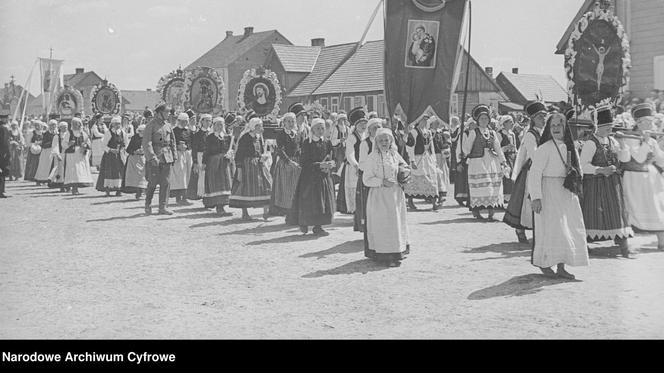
[
  {"left": 454, "top": 162, "right": 469, "bottom": 206},
  {"left": 9, "top": 144, "right": 23, "bottom": 178},
  {"left": 96, "top": 151, "right": 125, "bottom": 192},
  {"left": 229, "top": 158, "right": 272, "bottom": 208},
  {"left": 503, "top": 151, "right": 516, "bottom": 200},
  {"left": 503, "top": 161, "right": 532, "bottom": 230},
  {"left": 353, "top": 170, "right": 370, "bottom": 232},
  {"left": 336, "top": 163, "right": 348, "bottom": 213},
  {"left": 286, "top": 167, "right": 336, "bottom": 227},
  {"left": 203, "top": 154, "right": 233, "bottom": 208},
  {"left": 24, "top": 151, "right": 40, "bottom": 181},
  {"left": 187, "top": 153, "right": 205, "bottom": 200},
  {"left": 581, "top": 174, "right": 633, "bottom": 241}
]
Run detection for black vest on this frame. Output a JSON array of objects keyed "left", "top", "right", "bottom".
[
  {"left": 42, "top": 131, "right": 54, "bottom": 148},
  {"left": 352, "top": 132, "right": 361, "bottom": 162}
]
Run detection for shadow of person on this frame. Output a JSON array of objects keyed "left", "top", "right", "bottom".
[
  {"left": 421, "top": 217, "right": 487, "bottom": 225},
  {"left": 462, "top": 242, "right": 531, "bottom": 261},
  {"left": 63, "top": 195, "right": 109, "bottom": 200},
  {"left": 246, "top": 234, "right": 319, "bottom": 246},
  {"left": 190, "top": 217, "right": 266, "bottom": 230},
  {"left": 91, "top": 199, "right": 142, "bottom": 206},
  {"left": 156, "top": 212, "right": 221, "bottom": 222},
  {"left": 302, "top": 259, "right": 389, "bottom": 278},
  {"left": 468, "top": 273, "right": 581, "bottom": 300},
  {"left": 217, "top": 223, "right": 300, "bottom": 237},
  {"left": 300, "top": 239, "right": 364, "bottom": 259},
  {"left": 86, "top": 213, "right": 146, "bottom": 223}
]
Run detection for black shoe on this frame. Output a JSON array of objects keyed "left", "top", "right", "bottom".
[
  {"left": 0, "top": 194, "right": 7, "bottom": 199},
  {"left": 313, "top": 227, "right": 329, "bottom": 236},
  {"left": 540, "top": 267, "right": 557, "bottom": 278},
  {"left": 516, "top": 230, "right": 528, "bottom": 244},
  {"left": 407, "top": 199, "right": 417, "bottom": 210},
  {"left": 472, "top": 210, "right": 485, "bottom": 220},
  {"left": 145, "top": 206, "right": 152, "bottom": 215},
  {"left": 115, "top": 191, "right": 122, "bottom": 197},
  {"left": 158, "top": 209, "right": 173, "bottom": 215},
  {"left": 300, "top": 226, "right": 309, "bottom": 234}
]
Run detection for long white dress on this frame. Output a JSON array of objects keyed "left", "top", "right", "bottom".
[
  {"left": 528, "top": 140, "right": 589, "bottom": 268},
  {"left": 62, "top": 130, "right": 94, "bottom": 188},
  {"left": 617, "top": 138, "right": 664, "bottom": 231},
  {"left": 363, "top": 149, "right": 410, "bottom": 260},
  {"left": 343, "top": 132, "right": 362, "bottom": 214},
  {"left": 462, "top": 128, "right": 506, "bottom": 209}
]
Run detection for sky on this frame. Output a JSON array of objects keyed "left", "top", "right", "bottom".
[{"left": 0, "top": 0, "right": 583, "bottom": 96}]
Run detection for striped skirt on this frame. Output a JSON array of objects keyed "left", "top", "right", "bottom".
[
  {"left": 503, "top": 163, "right": 533, "bottom": 230},
  {"left": 202, "top": 153, "right": 232, "bottom": 208},
  {"left": 467, "top": 153, "right": 504, "bottom": 209},
  {"left": 581, "top": 174, "right": 633, "bottom": 240},
  {"left": 187, "top": 152, "right": 206, "bottom": 200},
  {"left": 271, "top": 156, "right": 301, "bottom": 210},
  {"left": 24, "top": 151, "right": 41, "bottom": 181},
  {"left": 96, "top": 151, "right": 125, "bottom": 191},
  {"left": 34, "top": 148, "right": 54, "bottom": 182},
  {"left": 229, "top": 158, "right": 272, "bottom": 208},
  {"left": 9, "top": 144, "right": 23, "bottom": 179}
]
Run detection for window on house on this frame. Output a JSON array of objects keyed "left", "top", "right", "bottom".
[
  {"left": 343, "top": 97, "right": 353, "bottom": 112},
  {"left": 331, "top": 97, "right": 339, "bottom": 113},
  {"left": 354, "top": 96, "right": 365, "bottom": 109},
  {"left": 320, "top": 97, "right": 328, "bottom": 110},
  {"left": 367, "top": 95, "right": 376, "bottom": 112},
  {"left": 655, "top": 55, "right": 664, "bottom": 90},
  {"left": 377, "top": 94, "right": 386, "bottom": 117}
]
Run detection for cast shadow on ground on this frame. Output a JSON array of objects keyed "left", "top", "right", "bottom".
[
  {"left": 6, "top": 183, "right": 41, "bottom": 188},
  {"left": 421, "top": 217, "right": 488, "bottom": 226},
  {"left": 246, "top": 234, "right": 320, "bottom": 246},
  {"left": 26, "top": 193, "right": 70, "bottom": 198},
  {"left": 91, "top": 199, "right": 141, "bottom": 206},
  {"left": 463, "top": 242, "right": 531, "bottom": 261},
  {"left": 190, "top": 216, "right": 269, "bottom": 229},
  {"left": 468, "top": 273, "right": 580, "bottom": 300},
  {"left": 156, "top": 212, "right": 223, "bottom": 222},
  {"left": 300, "top": 239, "right": 364, "bottom": 259},
  {"left": 302, "top": 259, "right": 389, "bottom": 278},
  {"left": 86, "top": 213, "right": 146, "bottom": 223},
  {"left": 217, "top": 223, "right": 300, "bottom": 237},
  {"left": 63, "top": 195, "right": 110, "bottom": 200}
]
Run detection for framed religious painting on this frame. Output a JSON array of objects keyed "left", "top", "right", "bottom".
[
  {"left": 157, "top": 67, "right": 188, "bottom": 113},
  {"left": 54, "top": 85, "right": 84, "bottom": 118},
  {"left": 184, "top": 67, "right": 225, "bottom": 115},
  {"left": 565, "top": 2, "right": 630, "bottom": 110},
  {"left": 237, "top": 67, "right": 282, "bottom": 120},
  {"left": 404, "top": 19, "right": 439, "bottom": 69},
  {"left": 90, "top": 80, "right": 121, "bottom": 115}
]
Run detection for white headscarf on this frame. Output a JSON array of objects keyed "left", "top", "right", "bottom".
[
  {"left": 309, "top": 118, "right": 326, "bottom": 142},
  {"left": 240, "top": 117, "right": 263, "bottom": 139}
]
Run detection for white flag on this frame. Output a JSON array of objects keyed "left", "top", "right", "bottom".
[{"left": 40, "top": 58, "right": 64, "bottom": 113}]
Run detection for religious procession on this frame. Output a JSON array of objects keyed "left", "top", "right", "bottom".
[{"left": 1, "top": 0, "right": 664, "bottom": 341}]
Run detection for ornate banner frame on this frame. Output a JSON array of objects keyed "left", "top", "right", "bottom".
[
  {"left": 184, "top": 66, "right": 225, "bottom": 115},
  {"left": 565, "top": 1, "right": 630, "bottom": 110},
  {"left": 157, "top": 67, "right": 188, "bottom": 112},
  {"left": 237, "top": 67, "right": 282, "bottom": 120},
  {"left": 54, "top": 85, "right": 84, "bottom": 117},
  {"left": 90, "top": 80, "right": 122, "bottom": 115}
]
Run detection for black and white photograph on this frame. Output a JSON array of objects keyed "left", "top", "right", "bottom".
[{"left": 1, "top": 0, "right": 664, "bottom": 356}]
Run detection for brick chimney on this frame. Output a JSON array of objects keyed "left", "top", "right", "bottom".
[
  {"left": 75, "top": 68, "right": 84, "bottom": 74},
  {"left": 512, "top": 67, "right": 519, "bottom": 74},
  {"left": 311, "top": 38, "right": 325, "bottom": 47},
  {"left": 146, "top": 88, "right": 152, "bottom": 92},
  {"left": 485, "top": 67, "right": 493, "bottom": 78},
  {"left": 244, "top": 26, "right": 254, "bottom": 36},
  {"left": 225, "top": 30, "right": 233, "bottom": 39}
]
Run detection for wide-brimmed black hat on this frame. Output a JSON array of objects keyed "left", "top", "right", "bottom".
[
  {"left": 524, "top": 101, "right": 548, "bottom": 117},
  {"left": 348, "top": 107, "right": 368, "bottom": 126},
  {"left": 631, "top": 103, "right": 654, "bottom": 120},
  {"left": 594, "top": 106, "right": 615, "bottom": 127},
  {"left": 471, "top": 105, "right": 491, "bottom": 121},
  {"left": 288, "top": 103, "right": 306, "bottom": 116}
]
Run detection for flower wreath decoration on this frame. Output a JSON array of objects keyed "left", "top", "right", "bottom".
[
  {"left": 184, "top": 66, "right": 225, "bottom": 115},
  {"left": 565, "top": 1, "right": 631, "bottom": 110},
  {"left": 90, "top": 80, "right": 122, "bottom": 115},
  {"left": 54, "top": 85, "right": 85, "bottom": 117},
  {"left": 237, "top": 67, "right": 282, "bottom": 122},
  {"left": 156, "top": 67, "right": 188, "bottom": 112}
]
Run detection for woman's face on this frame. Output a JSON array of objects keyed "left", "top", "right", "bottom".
[
  {"left": 252, "top": 123, "right": 264, "bottom": 135},
  {"left": 595, "top": 124, "right": 612, "bottom": 138},
  {"left": 369, "top": 125, "right": 379, "bottom": 138},
  {"left": 478, "top": 115, "right": 490, "bottom": 128},
  {"left": 311, "top": 124, "right": 325, "bottom": 138},
  {"left": 213, "top": 123, "right": 224, "bottom": 134},
  {"left": 283, "top": 116, "right": 295, "bottom": 131},
  {"left": 549, "top": 115, "right": 566, "bottom": 141},
  {"left": 355, "top": 121, "right": 368, "bottom": 134},
  {"left": 503, "top": 120, "right": 514, "bottom": 131},
  {"left": 377, "top": 135, "right": 391, "bottom": 152},
  {"left": 177, "top": 119, "right": 188, "bottom": 128}
]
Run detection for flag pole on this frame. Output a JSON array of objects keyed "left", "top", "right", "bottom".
[{"left": 458, "top": 0, "right": 472, "bottom": 157}]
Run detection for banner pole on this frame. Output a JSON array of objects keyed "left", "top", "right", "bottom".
[{"left": 458, "top": 0, "right": 472, "bottom": 158}]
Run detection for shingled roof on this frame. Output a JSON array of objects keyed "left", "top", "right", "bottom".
[
  {"left": 186, "top": 30, "right": 291, "bottom": 70},
  {"left": 288, "top": 42, "right": 357, "bottom": 97},
  {"left": 313, "top": 40, "right": 384, "bottom": 96},
  {"left": 495, "top": 71, "right": 568, "bottom": 105},
  {"left": 272, "top": 45, "right": 322, "bottom": 73}
]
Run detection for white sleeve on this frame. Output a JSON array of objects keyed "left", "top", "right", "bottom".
[
  {"left": 358, "top": 141, "right": 369, "bottom": 171},
  {"left": 580, "top": 140, "right": 599, "bottom": 175},
  {"left": 461, "top": 130, "right": 475, "bottom": 155},
  {"left": 650, "top": 138, "right": 664, "bottom": 167},
  {"left": 631, "top": 141, "right": 652, "bottom": 163},
  {"left": 330, "top": 126, "right": 340, "bottom": 146},
  {"left": 493, "top": 132, "right": 506, "bottom": 164},
  {"left": 345, "top": 135, "right": 358, "bottom": 168},
  {"left": 102, "top": 131, "right": 111, "bottom": 152},
  {"left": 527, "top": 144, "right": 549, "bottom": 201},
  {"left": 51, "top": 135, "right": 60, "bottom": 155},
  {"left": 362, "top": 157, "right": 383, "bottom": 188}
]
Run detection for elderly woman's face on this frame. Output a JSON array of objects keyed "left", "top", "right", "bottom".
[
  {"left": 213, "top": 122, "right": 224, "bottom": 133},
  {"left": 253, "top": 122, "right": 264, "bottom": 134},
  {"left": 377, "top": 135, "right": 391, "bottom": 152},
  {"left": 503, "top": 119, "right": 514, "bottom": 130},
  {"left": 312, "top": 124, "right": 325, "bottom": 138},
  {"left": 283, "top": 116, "right": 295, "bottom": 130},
  {"left": 549, "top": 115, "right": 566, "bottom": 141},
  {"left": 369, "top": 125, "right": 380, "bottom": 138},
  {"left": 201, "top": 118, "right": 212, "bottom": 129}
]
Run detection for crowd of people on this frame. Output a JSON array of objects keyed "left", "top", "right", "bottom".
[{"left": 1, "top": 97, "right": 663, "bottom": 272}]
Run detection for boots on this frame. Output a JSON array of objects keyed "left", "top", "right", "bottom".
[
  {"left": 516, "top": 229, "right": 528, "bottom": 243},
  {"left": 407, "top": 197, "right": 417, "bottom": 210}
]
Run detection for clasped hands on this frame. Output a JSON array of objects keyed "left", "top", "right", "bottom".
[{"left": 317, "top": 160, "right": 335, "bottom": 172}]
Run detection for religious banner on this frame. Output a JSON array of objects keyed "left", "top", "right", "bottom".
[
  {"left": 54, "top": 85, "right": 84, "bottom": 118},
  {"left": 565, "top": 1, "right": 630, "bottom": 110},
  {"left": 90, "top": 80, "right": 122, "bottom": 115},
  {"left": 385, "top": 0, "right": 467, "bottom": 125},
  {"left": 157, "top": 67, "right": 188, "bottom": 113},
  {"left": 237, "top": 67, "right": 282, "bottom": 120},
  {"left": 184, "top": 67, "right": 225, "bottom": 115},
  {"left": 39, "top": 58, "right": 64, "bottom": 113}
]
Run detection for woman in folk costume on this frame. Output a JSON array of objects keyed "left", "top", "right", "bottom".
[
  {"left": 289, "top": 103, "right": 310, "bottom": 142},
  {"left": 462, "top": 105, "right": 507, "bottom": 220},
  {"left": 270, "top": 112, "right": 302, "bottom": 217},
  {"left": 89, "top": 115, "right": 106, "bottom": 170},
  {"left": 503, "top": 101, "right": 547, "bottom": 243},
  {"left": 229, "top": 117, "right": 273, "bottom": 221},
  {"left": 62, "top": 118, "right": 94, "bottom": 195},
  {"left": 404, "top": 114, "right": 445, "bottom": 211},
  {"left": 8, "top": 121, "right": 25, "bottom": 181},
  {"left": 95, "top": 115, "right": 126, "bottom": 196},
  {"left": 496, "top": 115, "right": 518, "bottom": 203},
  {"left": 338, "top": 108, "right": 368, "bottom": 214},
  {"left": 528, "top": 112, "right": 589, "bottom": 279},
  {"left": 355, "top": 117, "right": 382, "bottom": 231},
  {"left": 579, "top": 106, "right": 634, "bottom": 257},
  {"left": 429, "top": 116, "right": 450, "bottom": 203},
  {"left": 617, "top": 103, "right": 664, "bottom": 250},
  {"left": 363, "top": 128, "right": 410, "bottom": 267},
  {"left": 187, "top": 114, "right": 212, "bottom": 201},
  {"left": 169, "top": 113, "right": 193, "bottom": 205},
  {"left": 47, "top": 122, "right": 69, "bottom": 191},
  {"left": 330, "top": 113, "right": 349, "bottom": 184},
  {"left": 122, "top": 124, "right": 148, "bottom": 200},
  {"left": 202, "top": 117, "right": 234, "bottom": 216},
  {"left": 24, "top": 121, "right": 44, "bottom": 182},
  {"left": 286, "top": 118, "right": 336, "bottom": 236},
  {"left": 34, "top": 119, "right": 59, "bottom": 185}
]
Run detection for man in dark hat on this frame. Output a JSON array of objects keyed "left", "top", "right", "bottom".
[
  {"left": 142, "top": 102, "right": 178, "bottom": 215},
  {"left": 503, "top": 101, "right": 548, "bottom": 243},
  {"left": 289, "top": 103, "right": 309, "bottom": 139},
  {"left": 0, "top": 115, "right": 10, "bottom": 198}
]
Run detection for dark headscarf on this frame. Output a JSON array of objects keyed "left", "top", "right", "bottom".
[{"left": 539, "top": 112, "right": 582, "bottom": 193}]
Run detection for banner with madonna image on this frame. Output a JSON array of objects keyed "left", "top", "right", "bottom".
[
  {"left": 157, "top": 67, "right": 188, "bottom": 113},
  {"left": 184, "top": 67, "right": 225, "bottom": 115},
  {"left": 90, "top": 80, "right": 121, "bottom": 115}
]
